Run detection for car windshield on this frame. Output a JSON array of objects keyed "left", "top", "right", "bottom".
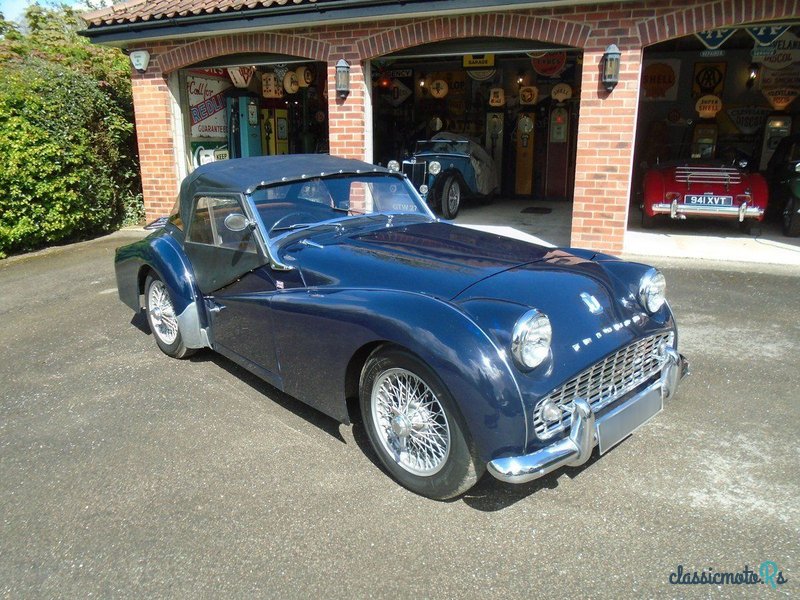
[
  {"left": 414, "top": 140, "right": 470, "bottom": 154},
  {"left": 249, "top": 174, "right": 432, "bottom": 239}
]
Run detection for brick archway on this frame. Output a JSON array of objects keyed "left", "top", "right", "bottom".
[
  {"left": 158, "top": 32, "right": 331, "bottom": 74},
  {"left": 638, "top": 0, "right": 797, "bottom": 47},
  {"left": 356, "top": 13, "right": 591, "bottom": 59}
]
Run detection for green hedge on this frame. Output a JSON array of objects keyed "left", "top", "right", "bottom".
[{"left": 0, "top": 57, "right": 135, "bottom": 258}]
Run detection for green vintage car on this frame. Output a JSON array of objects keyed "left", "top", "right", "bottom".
[{"left": 766, "top": 134, "right": 800, "bottom": 237}]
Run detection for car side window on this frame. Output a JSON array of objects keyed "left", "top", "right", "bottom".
[{"left": 187, "top": 196, "right": 257, "bottom": 253}]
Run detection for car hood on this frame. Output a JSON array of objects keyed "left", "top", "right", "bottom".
[{"left": 285, "top": 220, "right": 553, "bottom": 298}]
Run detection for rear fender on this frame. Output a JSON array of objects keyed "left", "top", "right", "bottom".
[
  {"left": 270, "top": 288, "right": 527, "bottom": 461},
  {"left": 642, "top": 170, "right": 665, "bottom": 217}
]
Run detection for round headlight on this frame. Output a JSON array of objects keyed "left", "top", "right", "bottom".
[
  {"left": 737, "top": 158, "right": 748, "bottom": 169},
  {"left": 639, "top": 268, "right": 666, "bottom": 313},
  {"left": 387, "top": 160, "right": 400, "bottom": 172},
  {"left": 511, "top": 309, "right": 552, "bottom": 369},
  {"left": 428, "top": 161, "right": 442, "bottom": 175}
]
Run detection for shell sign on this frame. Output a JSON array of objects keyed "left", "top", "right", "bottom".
[
  {"left": 642, "top": 61, "right": 679, "bottom": 100},
  {"left": 695, "top": 94, "right": 723, "bottom": 118}
]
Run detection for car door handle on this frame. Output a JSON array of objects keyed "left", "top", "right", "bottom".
[{"left": 207, "top": 301, "right": 226, "bottom": 314}]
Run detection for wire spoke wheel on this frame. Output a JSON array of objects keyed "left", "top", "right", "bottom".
[
  {"left": 447, "top": 180, "right": 460, "bottom": 214},
  {"left": 370, "top": 368, "right": 451, "bottom": 476},
  {"left": 147, "top": 279, "right": 178, "bottom": 345}
]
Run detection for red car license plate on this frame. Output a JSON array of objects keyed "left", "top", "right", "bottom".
[{"left": 684, "top": 194, "right": 733, "bottom": 206}]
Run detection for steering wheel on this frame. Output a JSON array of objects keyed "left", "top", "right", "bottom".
[{"left": 269, "top": 212, "right": 318, "bottom": 234}]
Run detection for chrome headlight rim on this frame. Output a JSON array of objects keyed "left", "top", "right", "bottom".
[
  {"left": 387, "top": 159, "right": 400, "bottom": 172},
  {"left": 428, "top": 160, "right": 442, "bottom": 176},
  {"left": 639, "top": 268, "right": 666, "bottom": 313},
  {"left": 511, "top": 309, "right": 552, "bottom": 370}
]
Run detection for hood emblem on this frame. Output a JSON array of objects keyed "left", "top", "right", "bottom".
[{"left": 580, "top": 292, "right": 603, "bottom": 315}]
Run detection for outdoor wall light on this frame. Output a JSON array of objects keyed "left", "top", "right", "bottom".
[
  {"left": 600, "top": 44, "right": 621, "bottom": 92},
  {"left": 129, "top": 50, "right": 151, "bottom": 74},
  {"left": 747, "top": 62, "right": 760, "bottom": 89},
  {"left": 335, "top": 59, "right": 351, "bottom": 99}
]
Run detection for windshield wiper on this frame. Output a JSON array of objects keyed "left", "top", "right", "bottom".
[{"left": 270, "top": 222, "right": 314, "bottom": 233}]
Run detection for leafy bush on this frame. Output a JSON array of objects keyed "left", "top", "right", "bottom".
[{"left": 0, "top": 3, "right": 139, "bottom": 258}]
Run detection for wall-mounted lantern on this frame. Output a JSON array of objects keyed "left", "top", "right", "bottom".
[
  {"left": 335, "top": 59, "right": 351, "bottom": 99},
  {"left": 747, "top": 62, "right": 760, "bottom": 89},
  {"left": 600, "top": 44, "right": 621, "bottom": 92},
  {"left": 129, "top": 50, "right": 151, "bottom": 74}
]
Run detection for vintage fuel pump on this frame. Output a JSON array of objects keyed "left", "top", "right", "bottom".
[
  {"left": 485, "top": 112, "right": 504, "bottom": 182},
  {"left": 759, "top": 115, "right": 793, "bottom": 171},
  {"left": 515, "top": 114, "right": 535, "bottom": 195},
  {"left": 544, "top": 104, "right": 571, "bottom": 199},
  {"left": 226, "top": 94, "right": 263, "bottom": 159},
  {"left": 690, "top": 122, "right": 718, "bottom": 159}
]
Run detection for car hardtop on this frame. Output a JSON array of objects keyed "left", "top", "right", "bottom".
[{"left": 177, "top": 155, "right": 395, "bottom": 227}]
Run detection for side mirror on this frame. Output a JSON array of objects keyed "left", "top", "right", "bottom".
[{"left": 224, "top": 213, "right": 249, "bottom": 232}]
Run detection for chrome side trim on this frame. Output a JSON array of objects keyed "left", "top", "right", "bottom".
[
  {"left": 176, "top": 300, "right": 210, "bottom": 349},
  {"left": 652, "top": 203, "right": 764, "bottom": 219}
]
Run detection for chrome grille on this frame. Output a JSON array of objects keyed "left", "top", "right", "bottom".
[
  {"left": 402, "top": 161, "right": 426, "bottom": 189},
  {"left": 534, "top": 332, "right": 673, "bottom": 440},
  {"left": 675, "top": 166, "right": 741, "bottom": 186}
]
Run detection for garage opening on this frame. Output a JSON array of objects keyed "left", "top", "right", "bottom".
[
  {"left": 370, "top": 37, "right": 582, "bottom": 245},
  {"left": 176, "top": 54, "right": 329, "bottom": 171},
  {"left": 630, "top": 24, "right": 800, "bottom": 255}
]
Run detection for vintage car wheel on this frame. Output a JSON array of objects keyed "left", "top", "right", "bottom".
[
  {"left": 440, "top": 176, "right": 461, "bottom": 219},
  {"left": 144, "top": 273, "right": 195, "bottom": 359},
  {"left": 360, "top": 347, "right": 483, "bottom": 499},
  {"left": 783, "top": 199, "right": 800, "bottom": 237}
]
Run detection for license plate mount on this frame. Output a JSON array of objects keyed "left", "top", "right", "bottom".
[
  {"left": 683, "top": 194, "right": 733, "bottom": 206},
  {"left": 596, "top": 384, "right": 663, "bottom": 454}
]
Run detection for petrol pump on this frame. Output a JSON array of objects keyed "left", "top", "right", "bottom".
[
  {"left": 515, "top": 113, "right": 535, "bottom": 195},
  {"left": 226, "top": 93, "right": 263, "bottom": 159},
  {"left": 485, "top": 87, "right": 505, "bottom": 184},
  {"left": 759, "top": 115, "right": 793, "bottom": 171},
  {"left": 544, "top": 83, "right": 574, "bottom": 199}
]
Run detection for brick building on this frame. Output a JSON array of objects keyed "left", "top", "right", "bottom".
[{"left": 82, "top": 1, "right": 799, "bottom": 254}]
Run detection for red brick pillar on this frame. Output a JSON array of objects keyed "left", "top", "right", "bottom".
[
  {"left": 571, "top": 46, "right": 643, "bottom": 254},
  {"left": 327, "top": 56, "right": 369, "bottom": 161},
  {"left": 131, "top": 62, "right": 180, "bottom": 222}
]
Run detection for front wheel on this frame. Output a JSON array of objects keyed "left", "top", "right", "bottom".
[
  {"left": 440, "top": 176, "right": 461, "bottom": 219},
  {"left": 783, "top": 199, "right": 800, "bottom": 237},
  {"left": 360, "top": 347, "right": 483, "bottom": 499},
  {"left": 144, "top": 273, "right": 195, "bottom": 359}
]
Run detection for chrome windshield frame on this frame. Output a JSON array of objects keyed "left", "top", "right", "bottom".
[{"left": 245, "top": 172, "right": 436, "bottom": 271}]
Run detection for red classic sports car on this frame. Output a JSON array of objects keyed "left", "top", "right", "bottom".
[{"left": 641, "top": 160, "right": 769, "bottom": 232}]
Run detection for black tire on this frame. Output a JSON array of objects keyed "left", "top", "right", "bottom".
[
  {"left": 144, "top": 273, "right": 195, "bottom": 359},
  {"left": 359, "top": 346, "right": 484, "bottom": 499},
  {"left": 783, "top": 199, "right": 800, "bottom": 237},
  {"left": 641, "top": 208, "right": 656, "bottom": 229},
  {"left": 440, "top": 176, "right": 461, "bottom": 219}
]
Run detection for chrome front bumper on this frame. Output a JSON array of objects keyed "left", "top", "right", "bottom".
[
  {"left": 487, "top": 351, "right": 689, "bottom": 484},
  {"left": 651, "top": 200, "right": 763, "bottom": 221}
]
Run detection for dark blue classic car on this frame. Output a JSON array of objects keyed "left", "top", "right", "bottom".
[
  {"left": 389, "top": 133, "right": 498, "bottom": 219},
  {"left": 115, "top": 155, "right": 688, "bottom": 499}
]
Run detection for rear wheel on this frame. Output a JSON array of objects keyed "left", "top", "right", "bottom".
[
  {"left": 360, "top": 347, "right": 483, "bottom": 499},
  {"left": 144, "top": 273, "right": 195, "bottom": 359},
  {"left": 440, "top": 176, "right": 461, "bottom": 219},
  {"left": 783, "top": 199, "right": 800, "bottom": 237}
]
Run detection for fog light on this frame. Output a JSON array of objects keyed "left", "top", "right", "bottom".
[
  {"left": 541, "top": 400, "right": 562, "bottom": 423},
  {"left": 419, "top": 184, "right": 429, "bottom": 195}
]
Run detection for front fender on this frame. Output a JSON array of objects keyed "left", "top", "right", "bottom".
[
  {"left": 270, "top": 288, "right": 527, "bottom": 461},
  {"left": 114, "top": 228, "right": 209, "bottom": 349}
]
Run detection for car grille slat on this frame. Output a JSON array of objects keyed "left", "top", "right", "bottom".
[
  {"left": 533, "top": 332, "right": 673, "bottom": 439},
  {"left": 402, "top": 161, "right": 426, "bottom": 188}
]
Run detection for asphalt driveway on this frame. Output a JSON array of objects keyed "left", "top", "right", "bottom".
[{"left": 1, "top": 229, "right": 797, "bottom": 598}]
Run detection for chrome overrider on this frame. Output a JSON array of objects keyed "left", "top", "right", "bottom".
[{"left": 487, "top": 347, "right": 689, "bottom": 484}]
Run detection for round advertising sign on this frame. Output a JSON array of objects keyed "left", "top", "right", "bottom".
[{"left": 531, "top": 52, "right": 567, "bottom": 77}]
